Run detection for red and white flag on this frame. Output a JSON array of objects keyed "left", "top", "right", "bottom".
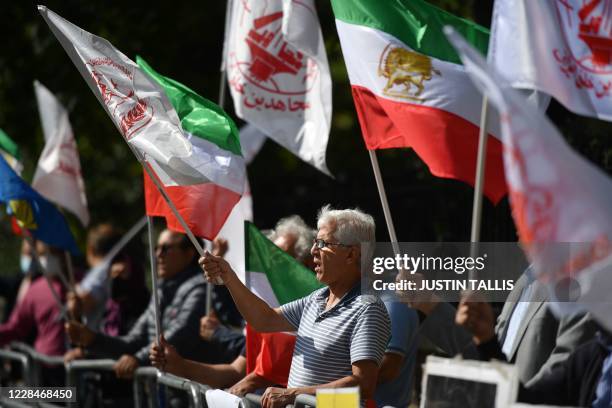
[
  {"left": 489, "top": 0, "right": 612, "bottom": 121},
  {"left": 447, "top": 27, "right": 612, "bottom": 330},
  {"left": 226, "top": 0, "right": 332, "bottom": 174},
  {"left": 32, "top": 80, "right": 89, "bottom": 226}
]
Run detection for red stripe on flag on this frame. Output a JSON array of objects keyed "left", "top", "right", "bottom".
[
  {"left": 351, "top": 85, "right": 507, "bottom": 203},
  {"left": 144, "top": 172, "right": 241, "bottom": 240}
]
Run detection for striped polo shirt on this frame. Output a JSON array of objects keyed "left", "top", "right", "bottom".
[{"left": 280, "top": 285, "right": 391, "bottom": 388}]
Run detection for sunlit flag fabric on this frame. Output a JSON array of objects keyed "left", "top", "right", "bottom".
[
  {"left": 32, "top": 80, "right": 90, "bottom": 226},
  {"left": 138, "top": 57, "right": 246, "bottom": 239},
  {"left": 0, "top": 154, "right": 79, "bottom": 255},
  {"left": 489, "top": 0, "right": 612, "bottom": 122},
  {"left": 446, "top": 27, "right": 612, "bottom": 331},
  {"left": 38, "top": 6, "right": 246, "bottom": 239},
  {"left": 331, "top": 0, "right": 507, "bottom": 203},
  {"left": 0, "top": 128, "right": 23, "bottom": 174},
  {"left": 245, "top": 221, "right": 322, "bottom": 307},
  {"left": 245, "top": 221, "right": 322, "bottom": 383},
  {"left": 226, "top": 0, "right": 332, "bottom": 174}
]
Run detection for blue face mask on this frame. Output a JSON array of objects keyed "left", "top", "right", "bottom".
[{"left": 20, "top": 255, "right": 32, "bottom": 274}]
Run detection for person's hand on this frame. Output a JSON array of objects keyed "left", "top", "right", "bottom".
[
  {"left": 395, "top": 270, "right": 440, "bottom": 315},
  {"left": 66, "top": 291, "right": 82, "bottom": 321},
  {"left": 64, "top": 320, "right": 95, "bottom": 347},
  {"left": 149, "top": 335, "right": 182, "bottom": 374},
  {"left": 455, "top": 293, "right": 496, "bottom": 345},
  {"left": 228, "top": 381, "right": 251, "bottom": 397},
  {"left": 114, "top": 354, "right": 139, "bottom": 379},
  {"left": 261, "top": 387, "right": 296, "bottom": 408},
  {"left": 64, "top": 347, "right": 84, "bottom": 363},
  {"left": 199, "top": 315, "right": 220, "bottom": 341},
  {"left": 110, "top": 259, "right": 131, "bottom": 280},
  {"left": 198, "top": 251, "right": 236, "bottom": 285},
  {"left": 212, "top": 238, "right": 229, "bottom": 258}
]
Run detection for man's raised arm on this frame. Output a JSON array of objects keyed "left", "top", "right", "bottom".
[{"left": 199, "top": 251, "right": 294, "bottom": 333}]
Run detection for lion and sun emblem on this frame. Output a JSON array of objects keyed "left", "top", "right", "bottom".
[{"left": 378, "top": 45, "right": 441, "bottom": 101}]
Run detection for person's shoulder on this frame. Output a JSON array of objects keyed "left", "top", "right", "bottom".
[
  {"left": 355, "top": 294, "right": 388, "bottom": 314},
  {"left": 178, "top": 272, "right": 207, "bottom": 292}
]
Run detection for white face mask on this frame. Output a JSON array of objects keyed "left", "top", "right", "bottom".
[
  {"left": 20, "top": 255, "right": 32, "bottom": 274},
  {"left": 39, "top": 255, "right": 62, "bottom": 277}
]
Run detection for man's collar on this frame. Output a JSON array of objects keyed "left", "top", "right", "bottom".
[{"left": 316, "top": 283, "right": 361, "bottom": 313}]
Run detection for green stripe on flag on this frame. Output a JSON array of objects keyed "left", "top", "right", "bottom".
[
  {"left": 0, "top": 129, "right": 21, "bottom": 160},
  {"left": 136, "top": 56, "right": 242, "bottom": 157},
  {"left": 331, "top": 0, "right": 489, "bottom": 65},
  {"left": 245, "top": 221, "right": 323, "bottom": 305}
]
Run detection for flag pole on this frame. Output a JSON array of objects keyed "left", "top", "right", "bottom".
[
  {"left": 64, "top": 251, "right": 77, "bottom": 291},
  {"left": 137, "top": 152, "right": 214, "bottom": 317},
  {"left": 469, "top": 95, "right": 490, "bottom": 279},
  {"left": 368, "top": 150, "right": 400, "bottom": 256},
  {"left": 24, "top": 236, "right": 68, "bottom": 320},
  {"left": 217, "top": 0, "right": 233, "bottom": 108},
  {"left": 147, "top": 216, "right": 163, "bottom": 346}
]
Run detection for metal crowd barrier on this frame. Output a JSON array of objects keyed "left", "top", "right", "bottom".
[
  {"left": 243, "top": 393, "right": 262, "bottom": 407},
  {"left": 134, "top": 366, "right": 159, "bottom": 408},
  {"left": 64, "top": 358, "right": 117, "bottom": 408},
  {"left": 294, "top": 394, "right": 317, "bottom": 408},
  {"left": 10, "top": 342, "right": 65, "bottom": 386},
  {"left": 0, "top": 348, "right": 32, "bottom": 385},
  {"left": 158, "top": 372, "right": 205, "bottom": 408}
]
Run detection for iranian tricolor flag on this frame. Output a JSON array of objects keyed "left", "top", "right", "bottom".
[
  {"left": 244, "top": 221, "right": 321, "bottom": 384},
  {"left": 245, "top": 221, "right": 321, "bottom": 307},
  {"left": 39, "top": 6, "right": 245, "bottom": 240},
  {"left": 331, "top": 0, "right": 507, "bottom": 203},
  {"left": 138, "top": 57, "right": 245, "bottom": 239}
]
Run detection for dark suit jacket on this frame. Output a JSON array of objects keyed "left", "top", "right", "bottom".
[{"left": 420, "top": 274, "right": 596, "bottom": 384}]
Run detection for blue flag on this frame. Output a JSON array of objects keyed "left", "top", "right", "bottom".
[{"left": 0, "top": 154, "right": 79, "bottom": 255}]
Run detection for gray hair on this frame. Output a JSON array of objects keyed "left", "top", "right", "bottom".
[
  {"left": 270, "top": 215, "right": 316, "bottom": 262},
  {"left": 317, "top": 206, "right": 376, "bottom": 268},
  {"left": 317, "top": 205, "right": 376, "bottom": 246}
]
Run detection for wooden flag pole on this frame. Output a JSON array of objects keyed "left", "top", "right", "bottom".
[
  {"left": 469, "top": 95, "right": 490, "bottom": 279},
  {"left": 147, "top": 216, "right": 163, "bottom": 346},
  {"left": 368, "top": 150, "right": 400, "bottom": 256}
]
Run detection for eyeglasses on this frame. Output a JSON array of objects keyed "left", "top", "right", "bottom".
[
  {"left": 312, "top": 238, "right": 351, "bottom": 250},
  {"left": 155, "top": 243, "right": 184, "bottom": 255}
]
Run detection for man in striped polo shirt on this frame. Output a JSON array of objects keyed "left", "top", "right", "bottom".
[{"left": 201, "top": 206, "right": 391, "bottom": 408}]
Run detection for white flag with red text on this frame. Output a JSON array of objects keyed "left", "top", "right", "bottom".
[
  {"left": 489, "top": 0, "right": 612, "bottom": 121},
  {"left": 226, "top": 0, "right": 332, "bottom": 174},
  {"left": 32, "top": 80, "right": 90, "bottom": 226},
  {"left": 447, "top": 27, "right": 612, "bottom": 330}
]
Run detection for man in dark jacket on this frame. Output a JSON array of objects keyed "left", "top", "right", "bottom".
[{"left": 65, "top": 229, "right": 243, "bottom": 379}]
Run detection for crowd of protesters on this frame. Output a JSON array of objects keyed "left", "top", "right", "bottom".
[{"left": 1, "top": 206, "right": 611, "bottom": 407}]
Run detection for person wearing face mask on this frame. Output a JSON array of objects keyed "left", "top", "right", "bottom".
[
  {"left": 0, "top": 240, "right": 39, "bottom": 322},
  {"left": 0, "top": 241, "right": 68, "bottom": 356}
]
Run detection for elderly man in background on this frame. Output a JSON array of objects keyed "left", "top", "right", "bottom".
[
  {"left": 200, "top": 206, "right": 390, "bottom": 408},
  {"left": 65, "top": 229, "right": 242, "bottom": 380}
]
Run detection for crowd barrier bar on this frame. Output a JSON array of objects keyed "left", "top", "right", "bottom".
[
  {"left": 294, "top": 394, "right": 317, "bottom": 408},
  {"left": 10, "top": 342, "right": 64, "bottom": 386},
  {"left": 134, "top": 366, "right": 159, "bottom": 408},
  {"left": 157, "top": 372, "right": 204, "bottom": 408},
  {"left": 65, "top": 359, "right": 116, "bottom": 408},
  {"left": 244, "top": 393, "right": 262, "bottom": 407},
  {"left": 0, "top": 348, "right": 32, "bottom": 385}
]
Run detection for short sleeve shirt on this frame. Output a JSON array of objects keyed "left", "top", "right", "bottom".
[{"left": 280, "top": 285, "right": 391, "bottom": 388}]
